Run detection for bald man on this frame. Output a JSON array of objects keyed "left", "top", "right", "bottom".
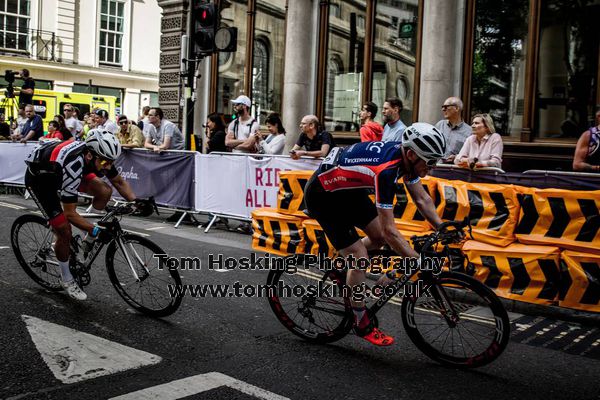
[{"left": 435, "top": 97, "right": 472, "bottom": 163}]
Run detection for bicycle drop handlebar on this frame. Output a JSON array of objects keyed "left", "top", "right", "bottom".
[{"left": 411, "top": 217, "right": 472, "bottom": 254}]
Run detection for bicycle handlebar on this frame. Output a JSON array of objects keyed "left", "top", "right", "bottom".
[{"left": 411, "top": 217, "right": 472, "bottom": 254}]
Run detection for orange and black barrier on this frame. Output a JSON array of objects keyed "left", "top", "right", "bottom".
[
  {"left": 251, "top": 208, "right": 305, "bottom": 257},
  {"left": 515, "top": 188, "right": 600, "bottom": 254},
  {"left": 462, "top": 241, "right": 561, "bottom": 305},
  {"left": 558, "top": 251, "right": 600, "bottom": 312},
  {"left": 392, "top": 176, "right": 439, "bottom": 232},
  {"left": 302, "top": 218, "right": 339, "bottom": 259},
  {"left": 277, "top": 170, "right": 313, "bottom": 217},
  {"left": 436, "top": 180, "right": 519, "bottom": 247}
]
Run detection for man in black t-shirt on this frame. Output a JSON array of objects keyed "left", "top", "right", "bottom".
[
  {"left": 290, "top": 115, "right": 335, "bottom": 159},
  {"left": 18, "top": 69, "right": 35, "bottom": 107}
]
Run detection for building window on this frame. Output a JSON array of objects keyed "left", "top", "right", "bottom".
[
  {"left": 252, "top": 38, "right": 270, "bottom": 118},
  {"left": 0, "top": 0, "right": 30, "bottom": 52},
  {"left": 468, "top": 0, "right": 529, "bottom": 138},
  {"left": 99, "top": 0, "right": 125, "bottom": 65},
  {"left": 371, "top": 0, "right": 420, "bottom": 125},
  {"left": 535, "top": 0, "right": 599, "bottom": 139}
]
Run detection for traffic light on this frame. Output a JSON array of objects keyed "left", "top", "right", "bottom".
[{"left": 192, "top": 0, "right": 217, "bottom": 55}]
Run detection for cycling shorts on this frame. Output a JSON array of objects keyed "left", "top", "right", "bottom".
[
  {"left": 25, "top": 169, "right": 97, "bottom": 227},
  {"left": 304, "top": 172, "right": 378, "bottom": 250}
]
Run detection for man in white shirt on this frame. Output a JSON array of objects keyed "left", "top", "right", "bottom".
[
  {"left": 94, "top": 109, "right": 118, "bottom": 134},
  {"left": 63, "top": 103, "right": 83, "bottom": 138},
  {"left": 143, "top": 107, "right": 184, "bottom": 151},
  {"left": 225, "top": 95, "right": 259, "bottom": 153}
]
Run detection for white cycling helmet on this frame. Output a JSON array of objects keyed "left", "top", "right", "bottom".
[
  {"left": 85, "top": 129, "right": 121, "bottom": 161},
  {"left": 402, "top": 122, "right": 446, "bottom": 166}
]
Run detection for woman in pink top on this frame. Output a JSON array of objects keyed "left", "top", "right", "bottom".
[{"left": 454, "top": 113, "right": 503, "bottom": 169}]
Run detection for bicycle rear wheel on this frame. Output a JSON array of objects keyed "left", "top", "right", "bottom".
[
  {"left": 105, "top": 234, "right": 182, "bottom": 317},
  {"left": 401, "top": 271, "right": 510, "bottom": 368},
  {"left": 267, "top": 261, "right": 353, "bottom": 344},
  {"left": 11, "top": 214, "right": 62, "bottom": 291}
]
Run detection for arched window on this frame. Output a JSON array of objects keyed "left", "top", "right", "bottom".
[{"left": 252, "top": 38, "right": 271, "bottom": 115}]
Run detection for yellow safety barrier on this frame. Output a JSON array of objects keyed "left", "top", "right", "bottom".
[
  {"left": 277, "top": 170, "right": 314, "bottom": 217},
  {"left": 515, "top": 188, "right": 600, "bottom": 254},
  {"left": 559, "top": 251, "right": 600, "bottom": 312},
  {"left": 392, "top": 176, "right": 439, "bottom": 232},
  {"left": 436, "top": 180, "right": 519, "bottom": 247},
  {"left": 251, "top": 208, "right": 306, "bottom": 257},
  {"left": 302, "top": 218, "right": 432, "bottom": 257},
  {"left": 462, "top": 241, "right": 561, "bottom": 305}
]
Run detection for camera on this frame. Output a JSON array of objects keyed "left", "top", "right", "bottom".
[{"left": 4, "top": 70, "right": 17, "bottom": 84}]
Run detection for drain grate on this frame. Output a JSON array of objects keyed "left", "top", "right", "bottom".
[{"left": 511, "top": 316, "right": 600, "bottom": 360}]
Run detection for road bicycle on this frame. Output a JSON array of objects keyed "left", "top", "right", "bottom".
[
  {"left": 267, "top": 219, "right": 510, "bottom": 368},
  {"left": 11, "top": 200, "right": 183, "bottom": 317}
]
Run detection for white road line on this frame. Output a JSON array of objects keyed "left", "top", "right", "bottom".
[
  {"left": 22, "top": 315, "right": 161, "bottom": 384},
  {"left": 110, "top": 372, "right": 289, "bottom": 400},
  {"left": 145, "top": 226, "right": 166, "bottom": 231},
  {"left": 0, "top": 246, "right": 9, "bottom": 250},
  {"left": 0, "top": 201, "right": 26, "bottom": 210}
]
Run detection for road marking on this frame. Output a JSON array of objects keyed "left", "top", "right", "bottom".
[
  {"left": 0, "top": 246, "right": 9, "bottom": 250},
  {"left": 22, "top": 315, "right": 161, "bottom": 384},
  {"left": 0, "top": 201, "right": 26, "bottom": 210},
  {"left": 110, "top": 372, "right": 289, "bottom": 400},
  {"left": 145, "top": 226, "right": 166, "bottom": 231}
]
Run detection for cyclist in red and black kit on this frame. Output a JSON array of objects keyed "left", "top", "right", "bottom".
[
  {"left": 24, "top": 129, "right": 139, "bottom": 301},
  {"left": 304, "top": 122, "right": 446, "bottom": 346}
]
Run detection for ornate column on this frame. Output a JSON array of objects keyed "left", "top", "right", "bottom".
[{"left": 156, "top": 0, "right": 188, "bottom": 126}]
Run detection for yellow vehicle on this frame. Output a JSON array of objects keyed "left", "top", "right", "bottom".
[{"left": 0, "top": 88, "right": 117, "bottom": 132}]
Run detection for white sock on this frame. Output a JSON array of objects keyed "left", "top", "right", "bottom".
[{"left": 59, "top": 260, "right": 74, "bottom": 282}]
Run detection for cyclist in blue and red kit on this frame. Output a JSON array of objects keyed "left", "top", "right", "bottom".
[{"left": 304, "top": 122, "right": 446, "bottom": 346}]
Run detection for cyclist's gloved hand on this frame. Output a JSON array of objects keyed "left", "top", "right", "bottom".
[
  {"left": 91, "top": 225, "right": 113, "bottom": 244},
  {"left": 132, "top": 198, "right": 154, "bottom": 217}
]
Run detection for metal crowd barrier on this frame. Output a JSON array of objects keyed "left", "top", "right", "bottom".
[{"left": 436, "top": 163, "right": 506, "bottom": 174}]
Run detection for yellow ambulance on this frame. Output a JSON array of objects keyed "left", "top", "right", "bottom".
[{"left": 0, "top": 88, "right": 117, "bottom": 133}]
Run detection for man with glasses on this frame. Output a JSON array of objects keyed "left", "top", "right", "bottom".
[
  {"left": 116, "top": 115, "right": 144, "bottom": 148},
  {"left": 63, "top": 103, "right": 83, "bottom": 138},
  {"left": 435, "top": 97, "right": 471, "bottom": 163},
  {"left": 304, "top": 123, "right": 445, "bottom": 346},
  {"left": 143, "top": 107, "right": 184, "bottom": 152},
  {"left": 225, "top": 95, "right": 259, "bottom": 153},
  {"left": 24, "top": 129, "right": 141, "bottom": 301}
]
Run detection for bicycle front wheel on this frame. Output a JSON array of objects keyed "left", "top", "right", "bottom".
[
  {"left": 11, "top": 214, "right": 63, "bottom": 291},
  {"left": 401, "top": 272, "right": 510, "bottom": 368},
  {"left": 105, "top": 234, "right": 182, "bottom": 317},
  {"left": 267, "top": 262, "right": 353, "bottom": 344}
]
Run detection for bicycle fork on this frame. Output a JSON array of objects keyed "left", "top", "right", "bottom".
[{"left": 115, "top": 236, "right": 150, "bottom": 283}]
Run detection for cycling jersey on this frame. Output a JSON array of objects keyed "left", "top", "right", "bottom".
[
  {"left": 315, "top": 141, "right": 418, "bottom": 209},
  {"left": 25, "top": 139, "right": 118, "bottom": 203}
]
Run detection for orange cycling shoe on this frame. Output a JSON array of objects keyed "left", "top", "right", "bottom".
[{"left": 358, "top": 327, "right": 395, "bottom": 346}]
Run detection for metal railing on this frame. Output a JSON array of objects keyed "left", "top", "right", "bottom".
[
  {"left": 436, "top": 163, "right": 506, "bottom": 174},
  {"left": 522, "top": 169, "right": 600, "bottom": 177},
  {"left": 0, "top": 28, "right": 56, "bottom": 61}
]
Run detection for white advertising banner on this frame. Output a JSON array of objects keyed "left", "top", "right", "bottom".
[
  {"left": 195, "top": 153, "right": 321, "bottom": 219},
  {"left": 0, "top": 143, "right": 37, "bottom": 184}
]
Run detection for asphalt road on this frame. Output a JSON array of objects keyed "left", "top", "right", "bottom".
[{"left": 0, "top": 197, "right": 599, "bottom": 400}]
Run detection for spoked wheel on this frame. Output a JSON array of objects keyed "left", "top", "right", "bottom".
[
  {"left": 267, "top": 262, "right": 353, "bottom": 344},
  {"left": 11, "top": 214, "right": 63, "bottom": 291},
  {"left": 401, "top": 271, "right": 510, "bottom": 368},
  {"left": 105, "top": 234, "right": 182, "bottom": 317}
]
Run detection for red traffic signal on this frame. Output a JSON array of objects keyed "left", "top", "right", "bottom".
[{"left": 192, "top": 1, "right": 217, "bottom": 54}]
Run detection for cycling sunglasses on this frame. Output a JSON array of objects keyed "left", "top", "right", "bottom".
[{"left": 419, "top": 156, "right": 438, "bottom": 167}]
